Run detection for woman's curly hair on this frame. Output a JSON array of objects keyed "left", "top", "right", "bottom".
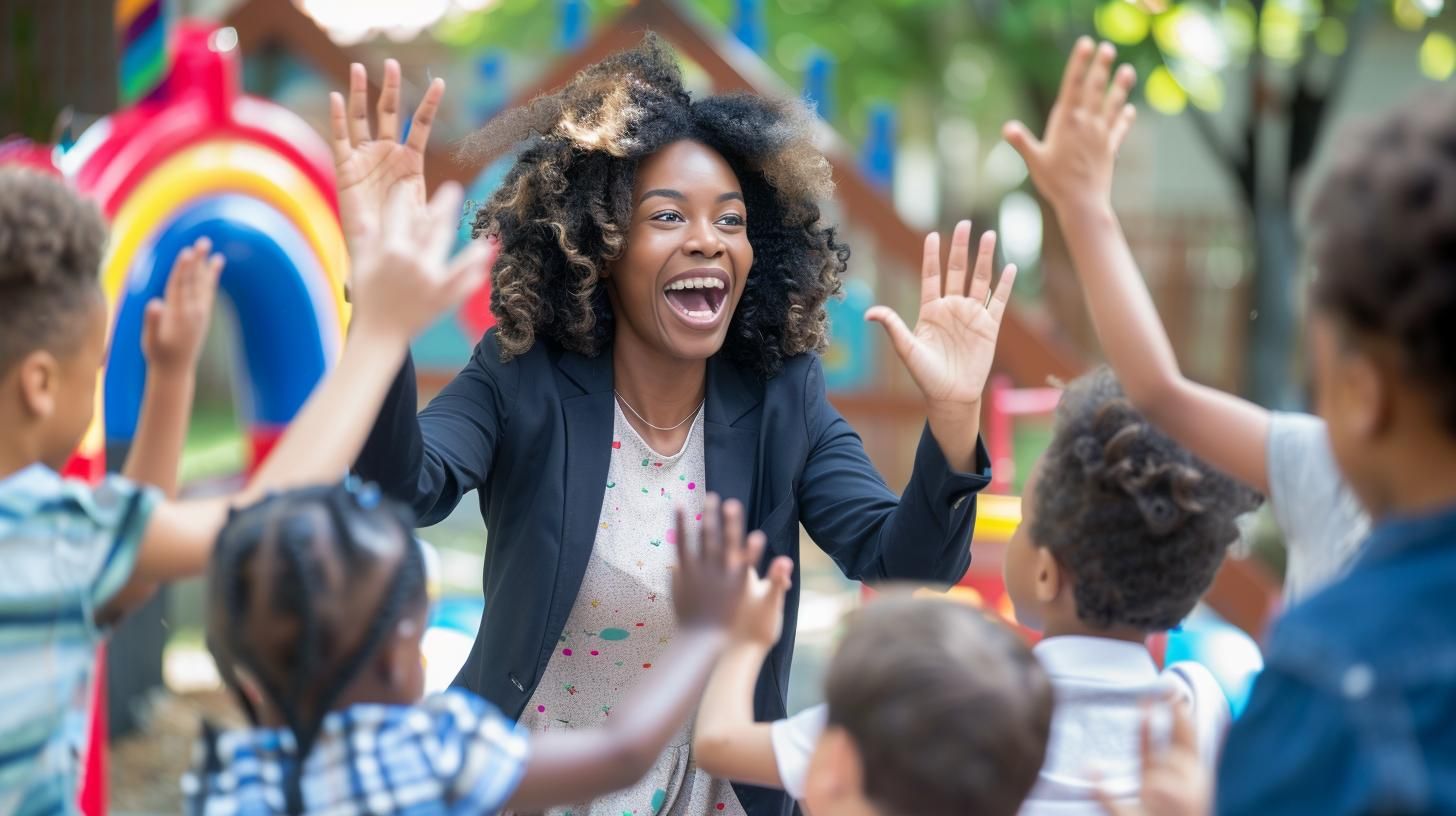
[
  {"left": 1307, "top": 88, "right": 1456, "bottom": 434},
  {"left": 1031, "top": 367, "right": 1264, "bottom": 631},
  {"left": 461, "top": 34, "right": 848, "bottom": 377}
]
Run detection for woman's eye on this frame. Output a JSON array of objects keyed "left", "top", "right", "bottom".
[
  {"left": 650, "top": 211, "right": 685, "bottom": 223},
  {"left": 717, "top": 214, "right": 746, "bottom": 227}
]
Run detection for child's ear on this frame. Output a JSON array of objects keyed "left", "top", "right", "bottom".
[
  {"left": 17, "top": 350, "right": 59, "bottom": 419},
  {"left": 1342, "top": 349, "right": 1391, "bottom": 441},
  {"left": 1033, "top": 547, "right": 1063, "bottom": 604}
]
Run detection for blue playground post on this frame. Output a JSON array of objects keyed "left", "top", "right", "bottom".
[
  {"left": 862, "top": 102, "right": 896, "bottom": 193},
  {"left": 558, "top": 0, "right": 588, "bottom": 51},
  {"left": 474, "top": 50, "right": 508, "bottom": 123},
  {"left": 803, "top": 49, "right": 834, "bottom": 120},
  {"left": 732, "top": 0, "right": 765, "bottom": 54}
]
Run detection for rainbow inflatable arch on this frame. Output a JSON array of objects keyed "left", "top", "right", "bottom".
[{"left": 60, "top": 20, "right": 349, "bottom": 472}]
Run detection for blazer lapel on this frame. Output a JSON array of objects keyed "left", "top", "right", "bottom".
[
  {"left": 705, "top": 355, "right": 763, "bottom": 522},
  {"left": 547, "top": 350, "right": 614, "bottom": 672}
]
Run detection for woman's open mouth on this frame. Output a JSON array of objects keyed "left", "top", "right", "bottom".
[{"left": 662, "top": 269, "right": 730, "bottom": 329}]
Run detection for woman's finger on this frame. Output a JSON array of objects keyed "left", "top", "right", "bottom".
[
  {"left": 346, "top": 62, "right": 372, "bottom": 146},
  {"left": 672, "top": 506, "right": 693, "bottom": 580},
  {"left": 1058, "top": 37, "right": 1096, "bottom": 113},
  {"left": 987, "top": 264, "right": 1018, "bottom": 323},
  {"left": 969, "top": 230, "right": 997, "bottom": 303},
  {"left": 919, "top": 231, "right": 941, "bottom": 305},
  {"left": 425, "top": 182, "right": 465, "bottom": 262},
  {"left": 376, "top": 59, "right": 402, "bottom": 143},
  {"left": 865, "top": 306, "right": 916, "bottom": 362},
  {"left": 1109, "top": 104, "right": 1138, "bottom": 154},
  {"left": 944, "top": 220, "right": 972, "bottom": 299},
  {"left": 1082, "top": 42, "right": 1117, "bottom": 112},
  {"left": 405, "top": 77, "right": 446, "bottom": 154}
]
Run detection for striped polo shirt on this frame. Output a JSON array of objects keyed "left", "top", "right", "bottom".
[{"left": 0, "top": 465, "right": 156, "bottom": 816}]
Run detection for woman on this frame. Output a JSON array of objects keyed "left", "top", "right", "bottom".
[{"left": 344, "top": 38, "right": 1015, "bottom": 816}]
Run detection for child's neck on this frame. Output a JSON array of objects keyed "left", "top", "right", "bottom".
[
  {"left": 1038, "top": 617, "right": 1146, "bottom": 644},
  {"left": 1366, "top": 432, "right": 1456, "bottom": 520}
]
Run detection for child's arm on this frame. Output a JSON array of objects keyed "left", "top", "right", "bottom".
[
  {"left": 1004, "top": 39, "right": 1273, "bottom": 495},
  {"left": 693, "top": 554, "right": 795, "bottom": 789},
  {"left": 504, "top": 496, "right": 758, "bottom": 811},
  {"left": 119, "top": 182, "right": 493, "bottom": 597},
  {"left": 121, "top": 238, "right": 222, "bottom": 498}
]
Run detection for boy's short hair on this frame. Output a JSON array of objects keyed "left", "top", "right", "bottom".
[
  {"left": 1307, "top": 89, "right": 1456, "bottom": 434},
  {"left": 824, "top": 595, "right": 1052, "bottom": 816},
  {"left": 1032, "top": 367, "right": 1263, "bottom": 631},
  {"left": 0, "top": 168, "right": 107, "bottom": 375}
]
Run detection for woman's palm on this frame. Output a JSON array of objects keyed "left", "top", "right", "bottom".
[{"left": 866, "top": 223, "right": 1017, "bottom": 409}]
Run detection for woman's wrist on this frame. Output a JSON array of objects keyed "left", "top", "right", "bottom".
[{"left": 926, "top": 401, "right": 982, "bottom": 473}]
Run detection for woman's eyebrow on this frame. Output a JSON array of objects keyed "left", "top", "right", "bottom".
[
  {"left": 717, "top": 191, "right": 745, "bottom": 203},
  {"left": 638, "top": 188, "right": 684, "bottom": 203}
]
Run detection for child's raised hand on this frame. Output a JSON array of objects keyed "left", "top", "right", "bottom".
[
  {"left": 349, "top": 181, "right": 497, "bottom": 343},
  {"left": 328, "top": 60, "right": 444, "bottom": 265},
  {"left": 672, "top": 493, "right": 765, "bottom": 632},
  {"left": 733, "top": 553, "right": 794, "bottom": 649},
  {"left": 1003, "top": 38, "right": 1137, "bottom": 212},
  {"left": 142, "top": 237, "right": 222, "bottom": 373},
  {"left": 1096, "top": 699, "right": 1210, "bottom": 816}
]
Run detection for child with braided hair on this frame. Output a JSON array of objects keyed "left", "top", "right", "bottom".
[{"left": 184, "top": 487, "right": 762, "bottom": 816}]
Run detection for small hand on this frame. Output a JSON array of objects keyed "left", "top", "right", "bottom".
[
  {"left": 349, "top": 182, "right": 497, "bottom": 343},
  {"left": 672, "top": 494, "right": 766, "bottom": 631},
  {"left": 865, "top": 221, "right": 1016, "bottom": 411},
  {"left": 142, "top": 237, "right": 223, "bottom": 373},
  {"left": 732, "top": 553, "right": 794, "bottom": 649},
  {"left": 1096, "top": 698, "right": 1211, "bottom": 816},
  {"left": 327, "top": 60, "right": 446, "bottom": 278},
  {"left": 1003, "top": 38, "right": 1137, "bottom": 212}
]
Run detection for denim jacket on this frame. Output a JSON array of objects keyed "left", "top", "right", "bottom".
[{"left": 1217, "top": 504, "right": 1456, "bottom": 814}]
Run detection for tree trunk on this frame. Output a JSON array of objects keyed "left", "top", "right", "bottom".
[{"left": 1245, "top": 195, "right": 1302, "bottom": 410}]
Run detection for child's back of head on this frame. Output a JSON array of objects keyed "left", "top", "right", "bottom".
[
  {"left": 1009, "top": 366, "right": 1263, "bottom": 635},
  {"left": 1304, "top": 87, "right": 1456, "bottom": 515},
  {"left": 804, "top": 595, "right": 1052, "bottom": 816},
  {"left": 200, "top": 482, "right": 434, "bottom": 814},
  {"left": 0, "top": 168, "right": 110, "bottom": 472}
]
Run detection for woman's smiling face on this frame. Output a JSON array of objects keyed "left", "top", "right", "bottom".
[{"left": 605, "top": 139, "right": 754, "bottom": 362}]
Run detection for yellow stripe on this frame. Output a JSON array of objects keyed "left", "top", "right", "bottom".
[{"left": 81, "top": 139, "right": 350, "bottom": 454}]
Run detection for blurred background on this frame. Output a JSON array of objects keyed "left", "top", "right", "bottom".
[{"left": 2, "top": 0, "right": 1450, "bottom": 811}]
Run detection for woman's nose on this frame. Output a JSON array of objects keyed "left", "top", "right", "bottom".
[{"left": 682, "top": 218, "right": 725, "bottom": 258}]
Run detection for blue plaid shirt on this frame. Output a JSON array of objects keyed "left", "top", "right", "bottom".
[
  {"left": 183, "top": 689, "right": 531, "bottom": 815},
  {"left": 0, "top": 465, "right": 156, "bottom": 816}
]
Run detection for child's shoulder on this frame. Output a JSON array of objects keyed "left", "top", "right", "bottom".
[{"left": 0, "top": 466, "right": 158, "bottom": 607}]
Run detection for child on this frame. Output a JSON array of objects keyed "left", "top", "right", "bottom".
[
  {"left": 695, "top": 368, "right": 1259, "bottom": 815},
  {"left": 185, "top": 489, "right": 760, "bottom": 815},
  {"left": 1003, "top": 39, "right": 1369, "bottom": 603},
  {"left": 1211, "top": 86, "right": 1456, "bottom": 813},
  {"left": 697, "top": 584, "right": 1051, "bottom": 816},
  {"left": 0, "top": 162, "right": 491, "bottom": 813}
]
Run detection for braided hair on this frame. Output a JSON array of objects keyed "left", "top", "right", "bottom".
[{"left": 203, "top": 482, "right": 426, "bottom": 814}]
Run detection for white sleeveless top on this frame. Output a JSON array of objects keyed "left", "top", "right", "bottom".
[{"left": 510, "top": 403, "right": 746, "bottom": 816}]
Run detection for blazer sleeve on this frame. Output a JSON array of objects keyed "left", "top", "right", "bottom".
[
  {"left": 354, "top": 334, "right": 517, "bottom": 525},
  {"left": 796, "top": 356, "right": 991, "bottom": 584}
]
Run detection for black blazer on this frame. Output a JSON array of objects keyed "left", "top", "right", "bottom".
[{"left": 356, "top": 329, "right": 991, "bottom": 816}]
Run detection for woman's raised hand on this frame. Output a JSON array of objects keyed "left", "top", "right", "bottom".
[
  {"left": 328, "top": 60, "right": 446, "bottom": 265},
  {"left": 866, "top": 222, "right": 1016, "bottom": 466}
]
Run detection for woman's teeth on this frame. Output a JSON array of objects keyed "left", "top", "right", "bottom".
[{"left": 664, "top": 277, "right": 726, "bottom": 291}]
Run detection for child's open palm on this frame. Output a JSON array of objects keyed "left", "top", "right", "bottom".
[
  {"left": 349, "top": 182, "right": 497, "bottom": 342},
  {"left": 142, "top": 237, "right": 222, "bottom": 371},
  {"left": 733, "top": 553, "right": 794, "bottom": 649},
  {"left": 327, "top": 60, "right": 444, "bottom": 268},
  {"left": 1004, "top": 38, "right": 1137, "bottom": 210},
  {"left": 672, "top": 494, "right": 764, "bottom": 631}
]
